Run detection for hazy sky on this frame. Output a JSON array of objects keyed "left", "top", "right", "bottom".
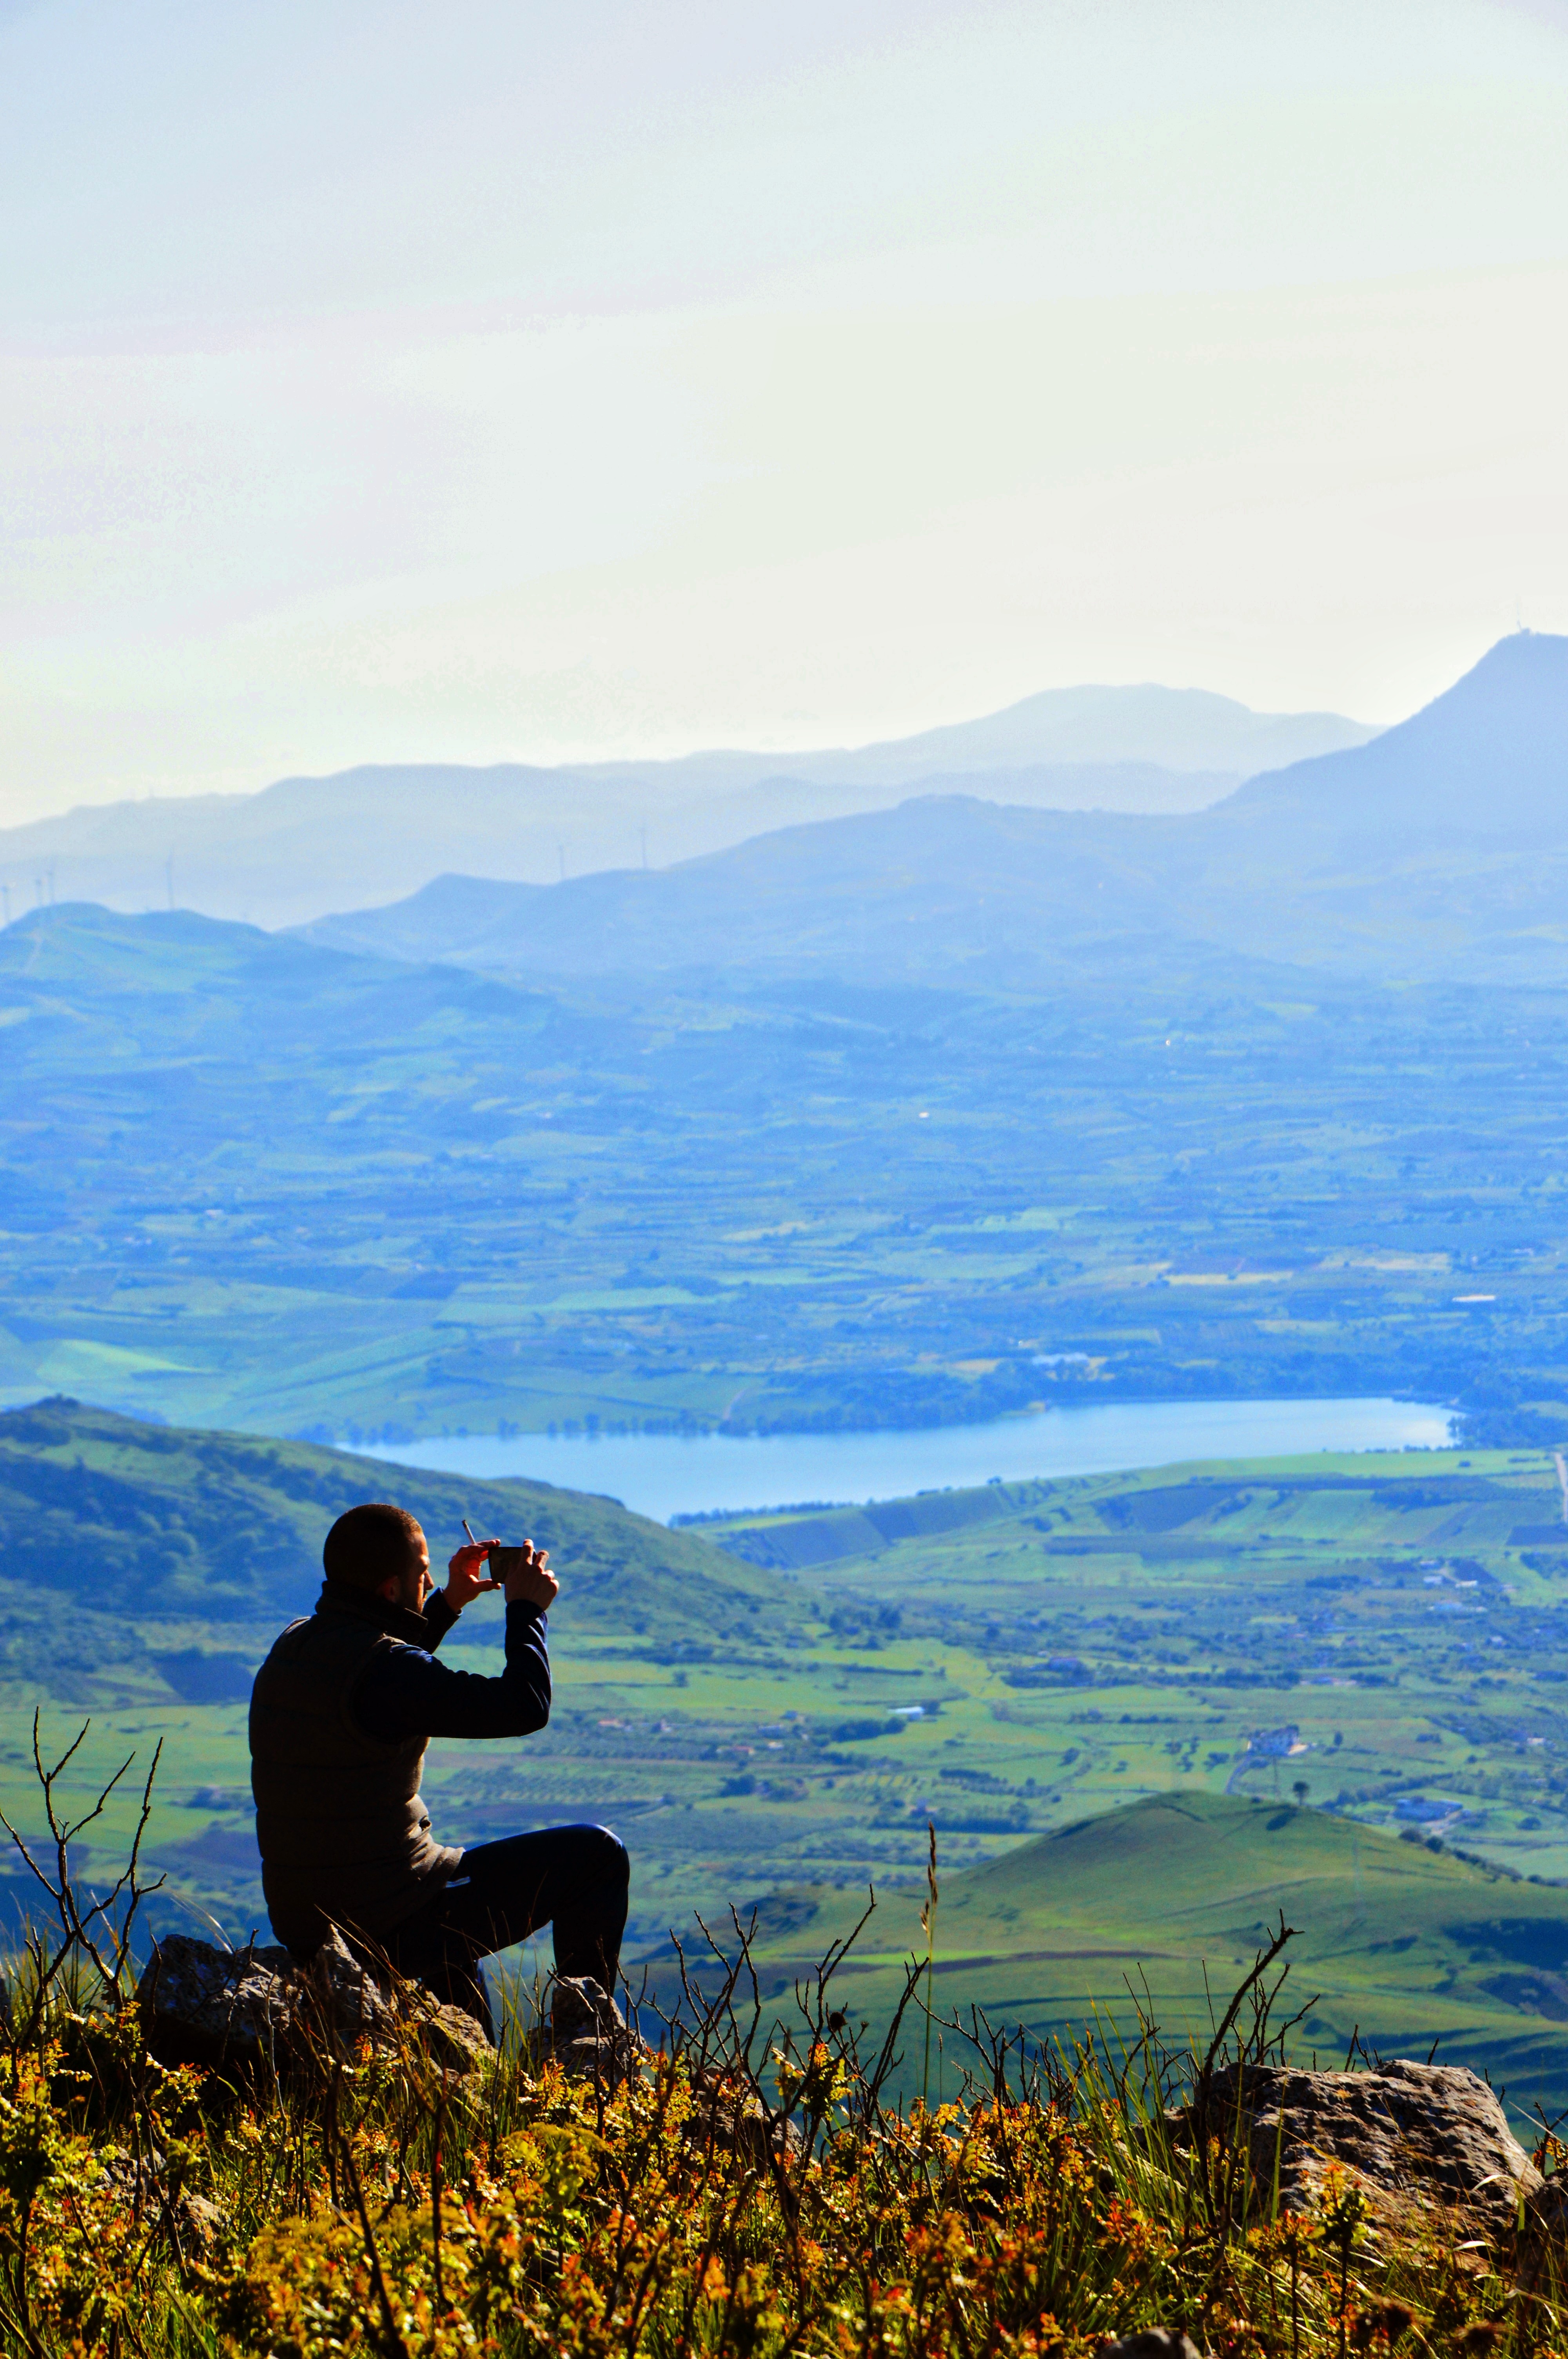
[{"left": 4, "top": 0, "right": 1567, "bottom": 818}]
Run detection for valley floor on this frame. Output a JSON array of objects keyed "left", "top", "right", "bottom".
[{"left": 5, "top": 1419, "right": 1568, "bottom": 2113}]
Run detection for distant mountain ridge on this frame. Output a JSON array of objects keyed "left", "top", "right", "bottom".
[
  {"left": 0, "top": 682, "right": 1374, "bottom": 929},
  {"left": 746, "top": 683, "right": 1376, "bottom": 785},
  {"left": 296, "top": 634, "right": 1568, "bottom": 989},
  {"left": 1225, "top": 628, "right": 1568, "bottom": 845}
]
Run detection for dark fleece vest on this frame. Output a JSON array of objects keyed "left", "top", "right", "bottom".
[{"left": 249, "top": 1583, "right": 461, "bottom": 1954}]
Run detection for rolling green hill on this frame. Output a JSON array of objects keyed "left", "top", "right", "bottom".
[
  {"left": 717, "top": 1791, "right": 1568, "bottom": 2120},
  {"left": 0, "top": 1395, "right": 799, "bottom": 1652}
]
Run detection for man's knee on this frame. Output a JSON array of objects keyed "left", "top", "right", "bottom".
[
  {"left": 581, "top": 1822, "right": 630, "bottom": 1895},
  {"left": 559, "top": 1822, "right": 627, "bottom": 1908}
]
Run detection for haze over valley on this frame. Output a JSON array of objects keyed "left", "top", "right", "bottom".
[
  {"left": 1, "top": 629, "right": 1566, "bottom": 1469},
  {"left": 13, "top": 0, "right": 1568, "bottom": 2228},
  {"left": 0, "top": 682, "right": 1374, "bottom": 929}
]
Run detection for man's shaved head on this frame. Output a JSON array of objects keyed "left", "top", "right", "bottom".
[{"left": 323, "top": 1503, "right": 425, "bottom": 1595}]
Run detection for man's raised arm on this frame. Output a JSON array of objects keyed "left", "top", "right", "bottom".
[{"left": 355, "top": 1541, "right": 558, "bottom": 1743}]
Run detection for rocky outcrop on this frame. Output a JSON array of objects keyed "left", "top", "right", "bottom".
[
  {"left": 530, "top": 1974, "right": 677, "bottom": 2100},
  {"left": 138, "top": 1930, "right": 489, "bottom": 2077},
  {"left": 96, "top": 2143, "right": 224, "bottom": 2251},
  {"left": 1191, "top": 2060, "right": 1541, "bottom": 2233},
  {"left": 534, "top": 1974, "right": 643, "bottom": 2077},
  {"left": 1101, "top": 2335, "right": 1202, "bottom": 2359},
  {"left": 139, "top": 1936, "right": 300, "bottom": 2071}
]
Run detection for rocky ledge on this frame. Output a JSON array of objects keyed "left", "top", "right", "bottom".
[
  {"left": 139, "top": 1929, "right": 490, "bottom": 2077},
  {"left": 1186, "top": 2059, "right": 1553, "bottom": 2235}
]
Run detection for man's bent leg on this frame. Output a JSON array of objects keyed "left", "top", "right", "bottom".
[
  {"left": 444, "top": 1824, "right": 630, "bottom": 1987},
  {"left": 387, "top": 1824, "right": 629, "bottom": 2034}
]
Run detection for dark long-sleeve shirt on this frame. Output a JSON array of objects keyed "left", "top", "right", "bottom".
[{"left": 348, "top": 1588, "right": 552, "bottom": 1745}]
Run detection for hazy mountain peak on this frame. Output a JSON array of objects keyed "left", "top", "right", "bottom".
[
  {"left": 295, "top": 632, "right": 1568, "bottom": 992},
  {"left": 1234, "top": 631, "right": 1568, "bottom": 840}
]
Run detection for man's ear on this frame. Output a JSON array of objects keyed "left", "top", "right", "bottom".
[{"left": 376, "top": 1573, "right": 401, "bottom": 1604}]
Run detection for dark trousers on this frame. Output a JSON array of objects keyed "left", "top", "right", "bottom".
[{"left": 384, "top": 1823, "right": 629, "bottom": 2040}]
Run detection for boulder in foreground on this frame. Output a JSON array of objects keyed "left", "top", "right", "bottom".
[
  {"left": 138, "top": 1930, "right": 489, "bottom": 2077},
  {"left": 1195, "top": 2060, "right": 1541, "bottom": 2232}
]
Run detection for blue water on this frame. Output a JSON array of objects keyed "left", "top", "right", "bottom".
[{"left": 367, "top": 1395, "right": 1453, "bottom": 1525}]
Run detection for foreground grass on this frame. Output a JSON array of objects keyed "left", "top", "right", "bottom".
[
  {"left": 6, "top": 1720, "right": 1568, "bottom": 2357},
  {"left": 6, "top": 1927, "right": 1568, "bottom": 2359}
]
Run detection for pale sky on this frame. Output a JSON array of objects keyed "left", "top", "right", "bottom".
[{"left": 3, "top": 0, "right": 1567, "bottom": 819}]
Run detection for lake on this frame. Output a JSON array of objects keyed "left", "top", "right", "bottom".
[{"left": 367, "top": 1395, "right": 1453, "bottom": 1524}]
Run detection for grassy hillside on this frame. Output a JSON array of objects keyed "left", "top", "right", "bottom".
[
  {"left": 0, "top": 1396, "right": 793, "bottom": 1640},
  {"left": 2, "top": 1846, "right": 1533, "bottom": 2359},
  {"left": 718, "top": 1790, "right": 1568, "bottom": 2117}
]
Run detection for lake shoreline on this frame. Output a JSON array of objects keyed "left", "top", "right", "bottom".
[{"left": 359, "top": 1394, "right": 1456, "bottom": 1525}]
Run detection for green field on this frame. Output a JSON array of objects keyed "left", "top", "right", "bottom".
[
  {"left": 695, "top": 1438, "right": 1568, "bottom": 1874},
  {"left": 5, "top": 904, "right": 1568, "bottom": 1447},
  {"left": 6, "top": 1401, "right": 1568, "bottom": 2112}
]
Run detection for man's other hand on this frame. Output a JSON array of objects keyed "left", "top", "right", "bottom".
[
  {"left": 504, "top": 1540, "right": 559, "bottom": 1612},
  {"left": 444, "top": 1541, "right": 501, "bottom": 1614}
]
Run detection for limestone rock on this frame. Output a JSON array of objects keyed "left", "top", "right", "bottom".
[
  {"left": 96, "top": 2144, "right": 225, "bottom": 2252},
  {"left": 139, "top": 1934, "right": 300, "bottom": 2071},
  {"left": 299, "top": 1926, "right": 397, "bottom": 2048},
  {"left": 139, "top": 1931, "right": 488, "bottom": 2077},
  {"left": 1194, "top": 2060, "right": 1540, "bottom": 2232},
  {"left": 687, "top": 2090, "right": 803, "bottom": 2168},
  {"left": 532, "top": 1974, "right": 651, "bottom": 2087},
  {"left": 416, "top": 1996, "right": 494, "bottom": 2075},
  {"left": 1101, "top": 2334, "right": 1203, "bottom": 2359}
]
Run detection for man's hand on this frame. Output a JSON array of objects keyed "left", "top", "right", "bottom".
[
  {"left": 504, "top": 1539, "right": 559, "bottom": 1612},
  {"left": 444, "top": 1540, "right": 500, "bottom": 1615}
]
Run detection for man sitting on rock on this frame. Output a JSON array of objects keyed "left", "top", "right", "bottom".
[{"left": 249, "top": 1500, "right": 630, "bottom": 2044}]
